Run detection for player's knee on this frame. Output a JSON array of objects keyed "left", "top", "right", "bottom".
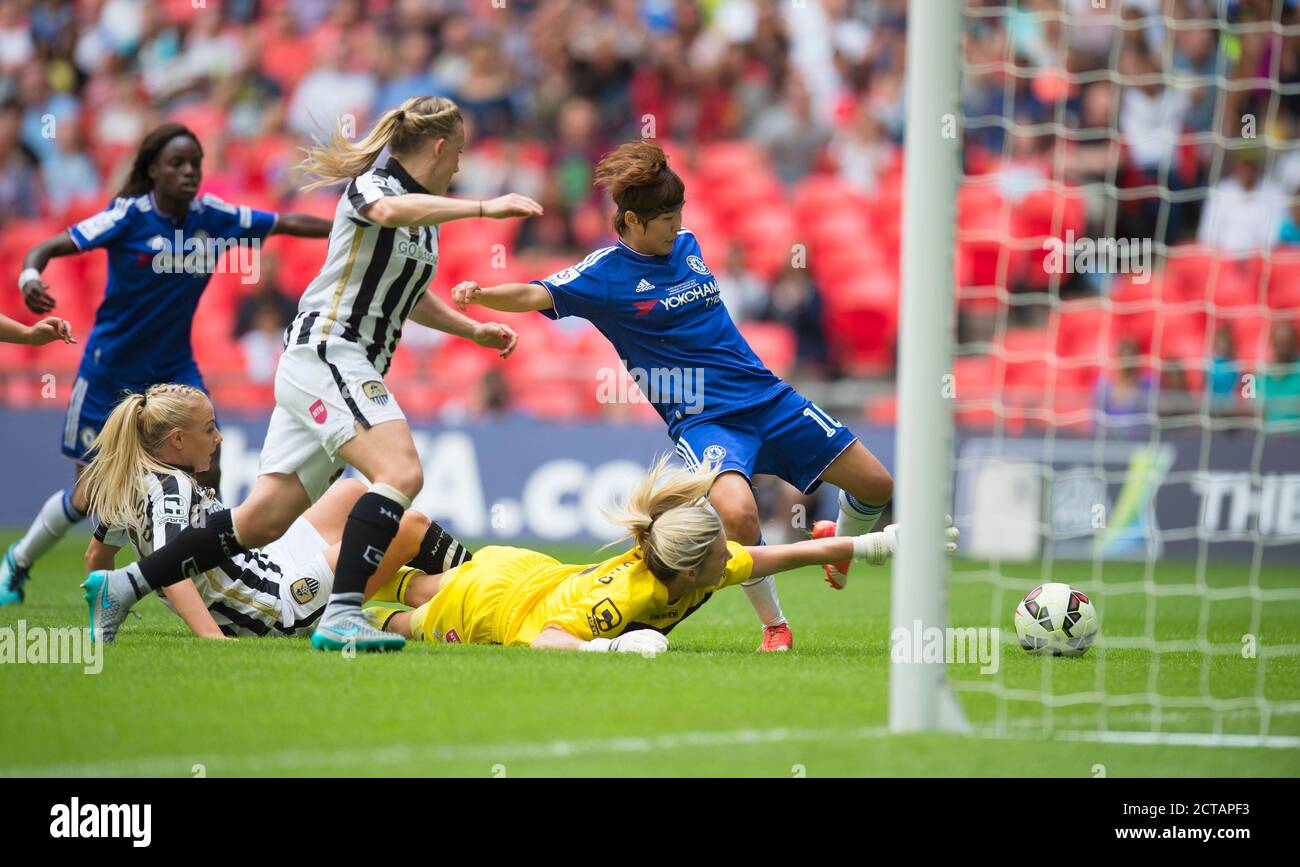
[
  {"left": 231, "top": 505, "right": 286, "bottom": 550},
  {"left": 372, "top": 462, "right": 423, "bottom": 503},
  {"left": 715, "top": 503, "right": 761, "bottom": 545},
  {"left": 869, "top": 469, "right": 894, "bottom": 505}
]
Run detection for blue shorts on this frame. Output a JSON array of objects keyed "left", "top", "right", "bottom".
[
  {"left": 671, "top": 385, "right": 858, "bottom": 494},
  {"left": 61, "top": 366, "right": 210, "bottom": 461}
]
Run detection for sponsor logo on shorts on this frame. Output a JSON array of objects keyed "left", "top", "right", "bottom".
[
  {"left": 445, "top": 628, "right": 462, "bottom": 644},
  {"left": 703, "top": 444, "right": 727, "bottom": 463},
  {"left": 309, "top": 399, "right": 327, "bottom": 424},
  {"left": 291, "top": 577, "right": 320, "bottom": 604},
  {"left": 362, "top": 380, "right": 389, "bottom": 405},
  {"left": 589, "top": 597, "right": 623, "bottom": 633}
]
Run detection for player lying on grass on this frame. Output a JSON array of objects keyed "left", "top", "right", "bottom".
[
  {"left": 80, "top": 384, "right": 468, "bottom": 640},
  {"left": 363, "top": 455, "right": 957, "bottom": 655},
  {"left": 451, "top": 140, "right": 890, "bottom": 653}
]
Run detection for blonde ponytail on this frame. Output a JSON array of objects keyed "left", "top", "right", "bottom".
[
  {"left": 605, "top": 454, "right": 722, "bottom": 581},
  {"left": 83, "top": 383, "right": 207, "bottom": 531},
  {"left": 298, "top": 95, "right": 463, "bottom": 191}
]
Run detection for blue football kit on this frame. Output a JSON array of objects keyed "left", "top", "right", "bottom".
[
  {"left": 535, "top": 229, "right": 857, "bottom": 493},
  {"left": 60, "top": 192, "right": 276, "bottom": 459}
]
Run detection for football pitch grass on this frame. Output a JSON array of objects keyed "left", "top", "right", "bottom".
[{"left": 2, "top": 530, "right": 1297, "bottom": 777}]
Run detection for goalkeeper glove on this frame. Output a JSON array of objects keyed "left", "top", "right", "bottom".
[
  {"left": 853, "top": 517, "right": 960, "bottom": 566},
  {"left": 580, "top": 630, "right": 670, "bottom": 656}
]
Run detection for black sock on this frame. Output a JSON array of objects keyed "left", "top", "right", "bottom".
[
  {"left": 137, "top": 509, "right": 246, "bottom": 591},
  {"left": 407, "top": 520, "right": 472, "bottom": 575},
  {"left": 332, "top": 492, "right": 404, "bottom": 598}
]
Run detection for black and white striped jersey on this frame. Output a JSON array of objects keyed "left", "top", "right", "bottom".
[
  {"left": 93, "top": 470, "right": 297, "bottom": 637},
  {"left": 283, "top": 157, "right": 439, "bottom": 376}
]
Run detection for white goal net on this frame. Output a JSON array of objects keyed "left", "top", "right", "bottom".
[{"left": 908, "top": 0, "right": 1300, "bottom": 747}]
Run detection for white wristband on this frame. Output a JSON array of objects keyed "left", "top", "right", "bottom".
[
  {"left": 18, "top": 268, "right": 40, "bottom": 291},
  {"left": 579, "top": 637, "right": 612, "bottom": 653}
]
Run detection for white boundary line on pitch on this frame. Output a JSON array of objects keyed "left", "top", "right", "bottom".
[
  {"left": 1051, "top": 730, "right": 1300, "bottom": 749},
  {"left": 5, "top": 724, "right": 1299, "bottom": 777}
]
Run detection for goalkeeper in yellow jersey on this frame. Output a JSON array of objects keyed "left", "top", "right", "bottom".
[{"left": 368, "top": 455, "right": 959, "bottom": 655}]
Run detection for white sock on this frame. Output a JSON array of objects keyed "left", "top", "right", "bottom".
[
  {"left": 741, "top": 537, "right": 786, "bottom": 627},
  {"left": 837, "top": 490, "right": 886, "bottom": 537},
  {"left": 112, "top": 563, "right": 148, "bottom": 602},
  {"left": 742, "top": 575, "right": 785, "bottom": 627},
  {"left": 323, "top": 592, "right": 364, "bottom": 620},
  {"left": 13, "top": 488, "right": 86, "bottom": 568}
]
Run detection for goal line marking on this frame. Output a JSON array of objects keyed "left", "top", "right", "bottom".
[{"left": 5, "top": 724, "right": 1297, "bottom": 776}]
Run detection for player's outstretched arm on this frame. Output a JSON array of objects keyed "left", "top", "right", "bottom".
[
  {"left": 267, "top": 213, "right": 332, "bottom": 237},
  {"left": 0, "top": 313, "right": 74, "bottom": 346},
  {"left": 19, "top": 231, "right": 80, "bottom": 314},
  {"left": 362, "top": 192, "right": 542, "bottom": 228},
  {"left": 531, "top": 625, "right": 669, "bottom": 656},
  {"left": 746, "top": 522, "right": 960, "bottom": 577},
  {"left": 450, "top": 281, "right": 554, "bottom": 314},
  {"left": 409, "top": 289, "right": 519, "bottom": 357}
]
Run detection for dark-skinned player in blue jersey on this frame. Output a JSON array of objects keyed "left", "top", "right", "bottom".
[{"left": 0, "top": 123, "right": 331, "bottom": 606}]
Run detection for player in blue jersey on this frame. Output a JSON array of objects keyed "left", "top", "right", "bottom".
[
  {"left": 451, "top": 140, "right": 894, "bottom": 652},
  {"left": 0, "top": 122, "right": 331, "bottom": 606}
]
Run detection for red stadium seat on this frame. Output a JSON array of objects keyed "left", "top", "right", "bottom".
[
  {"left": 1266, "top": 249, "right": 1300, "bottom": 312},
  {"left": 704, "top": 171, "right": 786, "bottom": 225},
  {"left": 793, "top": 174, "right": 871, "bottom": 226},
  {"left": 1008, "top": 187, "right": 1086, "bottom": 289},
  {"left": 997, "top": 327, "right": 1052, "bottom": 392},
  {"left": 1109, "top": 274, "right": 1160, "bottom": 353},
  {"left": 210, "top": 381, "right": 275, "bottom": 413},
  {"left": 1166, "top": 248, "right": 1265, "bottom": 308},
  {"left": 1223, "top": 313, "right": 1272, "bottom": 369},
  {"left": 738, "top": 321, "right": 796, "bottom": 377},
  {"left": 862, "top": 393, "right": 896, "bottom": 425},
  {"left": 428, "top": 338, "right": 498, "bottom": 391},
  {"left": 697, "top": 141, "right": 769, "bottom": 183},
  {"left": 735, "top": 207, "right": 798, "bottom": 281},
  {"left": 272, "top": 235, "right": 330, "bottom": 294},
  {"left": 168, "top": 104, "right": 227, "bottom": 148},
  {"left": 0, "top": 220, "right": 63, "bottom": 268},
  {"left": 951, "top": 354, "right": 998, "bottom": 428}
]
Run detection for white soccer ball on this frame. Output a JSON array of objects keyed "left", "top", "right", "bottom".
[{"left": 1014, "top": 582, "right": 1098, "bottom": 657}]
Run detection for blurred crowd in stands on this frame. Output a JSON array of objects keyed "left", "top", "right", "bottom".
[{"left": 0, "top": 0, "right": 1297, "bottom": 426}]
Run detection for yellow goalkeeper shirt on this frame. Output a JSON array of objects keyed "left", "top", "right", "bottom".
[{"left": 411, "top": 541, "right": 754, "bottom": 646}]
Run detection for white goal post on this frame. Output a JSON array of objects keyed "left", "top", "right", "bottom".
[{"left": 890, "top": 0, "right": 968, "bottom": 733}]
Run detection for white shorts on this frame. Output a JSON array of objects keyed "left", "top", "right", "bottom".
[
  {"left": 259, "top": 341, "right": 408, "bottom": 502},
  {"left": 263, "top": 515, "right": 334, "bottom": 635}
]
